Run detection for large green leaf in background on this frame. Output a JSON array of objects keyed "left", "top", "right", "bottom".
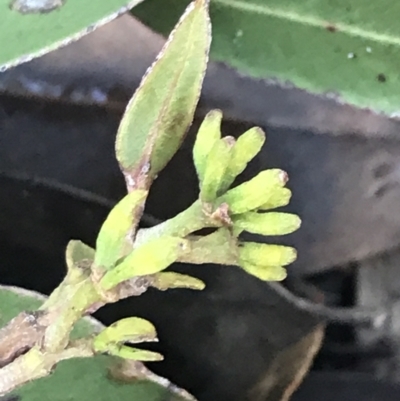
[
  {"left": 0, "top": 285, "right": 187, "bottom": 401},
  {"left": 133, "top": 0, "right": 400, "bottom": 116},
  {"left": 0, "top": 0, "right": 145, "bottom": 70}
]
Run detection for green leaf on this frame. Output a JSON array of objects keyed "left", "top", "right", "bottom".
[
  {"left": 93, "top": 317, "right": 163, "bottom": 362},
  {"left": 199, "top": 136, "right": 234, "bottom": 202},
  {"left": 220, "top": 127, "right": 265, "bottom": 193},
  {"left": 65, "top": 240, "right": 95, "bottom": 271},
  {"left": 152, "top": 272, "right": 205, "bottom": 290},
  {"left": 233, "top": 212, "right": 301, "bottom": 236},
  {"left": 94, "top": 317, "right": 158, "bottom": 346},
  {"left": 218, "top": 169, "right": 288, "bottom": 214},
  {"left": 89, "top": 314, "right": 164, "bottom": 362},
  {"left": 134, "top": 0, "right": 400, "bottom": 116},
  {"left": 116, "top": 0, "right": 211, "bottom": 188},
  {"left": 0, "top": 0, "right": 145, "bottom": 70},
  {"left": 239, "top": 262, "right": 287, "bottom": 282},
  {"left": 100, "top": 237, "right": 188, "bottom": 290},
  {"left": 193, "top": 109, "right": 222, "bottom": 182},
  {"left": 103, "top": 345, "right": 163, "bottom": 362},
  {"left": 239, "top": 242, "right": 297, "bottom": 267},
  {"left": 0, "top": 285, "right": 189, "bottom": 401},
  {"left": 258, "top": 187, "right": 292, "bottom": 211},
  {"left": 95, "top": 190, "right": 148, "bottom": 271}
]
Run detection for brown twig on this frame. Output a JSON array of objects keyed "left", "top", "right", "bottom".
[{"left": 0, "top": 311, "right": 49, "bottom": 367}]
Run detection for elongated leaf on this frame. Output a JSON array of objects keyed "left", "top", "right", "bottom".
[
  {"left": 116, "top": 0, "right": 211, "bottom": 188},
  {"left": 220, "top": 127, "right": 265, "bottom": 193},
  {"left": 0, "top": 0, "right": 145, "bottom": 70},
  {"left": 100, "top": 237, "right": 188, "bottom": 289},
  {"left": 95, "top": 190, "right": 148, "bottom": 270},
  {"left": 218, "top": 169, "right": 288, "bottom": 214},
  {"left": 94, "top": 317, "right": 158, "bottom": 347},
  {"left": 94, "top": 317, "right": 163, "bottom": 361},
  {"left": 152, "top": 272, "right": 205, "bottom": 290},
  {"left": 258, "top": 187, "right": 292, "bottom": 211},
  {"left": 105, "top": 345, "right": 164, "bottom": 361},
  {"left": 199, "top": 137, "right": 234, "bottom": 202},
  {"left": 134, "top": 0, "right": 400, "bottom": 116},
  {"left": 0, "top": 285, "right": 190, "bottom": 401},
  {"left": 233, "top": 212, "right": 301, "bottom": 236},
  {"left": 239, "top": 242, "right": 297, "bottom": 267},
  {"left": 240, "top": 261, "right": 287, "bottom": 281},
  {"left": 193, "top": 109, "right": 222, "bottom": 182}
]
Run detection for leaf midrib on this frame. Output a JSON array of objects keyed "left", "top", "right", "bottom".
[{"left": 214, "top": 0, "right": 400, "bottom": 46}]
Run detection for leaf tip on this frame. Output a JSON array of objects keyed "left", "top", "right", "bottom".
[
  {"left": 208, "top": 108, "right": 223, "bottom": 118},
  {"left": 277, "top": 169, "right": 289, "bottom": 185},
  {"left": 195, "top": 0, "right": 210, "bottom": 9},
  {"left": 252, "top": 126, "right": 266, "bottom": 140}
]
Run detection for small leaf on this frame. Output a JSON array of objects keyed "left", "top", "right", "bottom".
[
  {"left": 65, "top": 240, "right": 95, "bottom": 271},
  {"left": 0, "top": 0, "right": 145, "bottom": 70},
  {"left": 152, "top": 272, "right": 205, "bottom": 291},
  {"left": 258, "top": 187, "right": 292, "bottom": 211},
  {"left": 100, "top": 237, "right": 188, "bottom": 290},
  {"left": 95, "top": 190, "right": 148, "bottom": 270},
  {"left": 218, "top": 169, "right": 288, "bottom": 214},
  {"left": 94, "top": 317, "right": 158, "bottom": 348},
  {"left": 193, "top": 109, "right": 223, "bottom": 182},
  {"left": 220, "top": 127, "right": 265, "bottom": 192},
  {"left": 106, "top": 345, "right": 163, "bottom": 361},
  {"left": 116, "top": 0, "right": 211, "bottom": 188},
  {"left": 200, "top": 136, "right": 234, "bottom": 202},
  {"left": 240, "top": 242, "right": 297, "bottom": 267},
  {"left": 233, "top": 212, "right": 301, "bottom": 236},
  {"left": 240, "top": 261, "right": 287, "bottom": 282},
  {"left": 93, "top": 317, "right": 163, "bottom": 362}
]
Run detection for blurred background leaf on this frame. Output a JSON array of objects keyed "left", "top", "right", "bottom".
[
  {"left": 133, "top": 0, "right": 400, "bottom": 116},
  {"left": 0, "top": 0, "right": 145, "bottom": 70}
]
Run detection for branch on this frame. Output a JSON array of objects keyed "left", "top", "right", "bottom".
[
  {"left": 268, "top": 282, "right": 388, "bottom": 328},
  {"left": 0, "top": 311, "right": 49, "bottom": 368}
]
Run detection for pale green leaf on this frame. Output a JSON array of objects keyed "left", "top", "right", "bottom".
[
  {"left": 200, "top": 136, "right": 234, "bottom": 202},
  {"left": 0, "top": 0, "right": 145, "bottom": 70},
  {"left": 220, "top": 127, "right": 265, "bottom": 193},
  {"left": 239, "top": 242, "right": 297, "bottom": 267},
  {"left": 193, "top": 109, "right": 222, "bottom": 182},
  {"left": 152, "top": 272, "right": 205, "bottom": 290},
  {"left": 105, "top": 345, "right": 163, "bottom": 361},
  {"left": 94, "top": 317, "right": 162, "bottom": 361},
  {"left": 0, "top": 285, "right": 189, "bottom": 401},
  {"left": 218, "top": 169, "right": 288, "bottom": 214},
  {"left": 233, "top": 212, "right": 301, "bottom": 236},
  {"left": 65, "top": 240, "right": 95, "bottom": 271},
  {"left": 100, "top": 237, "right": 188, "bottom": 290},
  {"left": 95, "top": 190, "right": 148, "bottom": 270},
  {"left": 134, "top": 0, "right": 400, "bottom": 116},
  {"left": 258, "top": 187, "right": 292, "bottom": 211},
  {"left": 94, "top": 317, "right": 158, "bottom": 348},
  {"left": 116, "top": 0, "right": 211, "bottom": 187},
  {"left": 239, "top": 262, "right": 287, "bottom": 282}
]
